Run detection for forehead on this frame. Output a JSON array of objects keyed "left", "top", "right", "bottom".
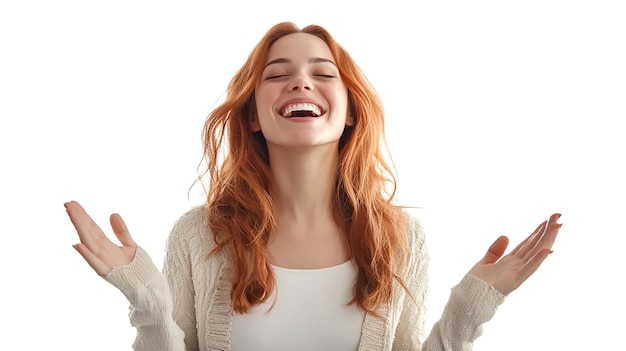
[{"left": 266, "top": 33, "right": 334, "bottom": 62}]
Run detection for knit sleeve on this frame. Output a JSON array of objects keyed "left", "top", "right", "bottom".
[
  {"left": 393, "top": 216, "right": 506, "bottom": 351},
  {"left": 104, "top": 246, "right": 187, "bottom": 351},
  {"left": 102, "top": 206, "right": 213, "bottom": 351},
  {"left": 422, "top": 274, "right": 504, "bottom": 350}
]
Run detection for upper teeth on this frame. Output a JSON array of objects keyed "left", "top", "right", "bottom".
[{"left": 281, "top": 103, "right": 322, "bottom": 117}]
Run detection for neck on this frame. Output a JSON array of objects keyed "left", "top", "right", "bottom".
[{"left": 268, "top": 144, "right": 339, "bottom": 225}]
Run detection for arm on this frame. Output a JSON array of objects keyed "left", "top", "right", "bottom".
[
  {"left": 105, "top": 247, "right": 187, "bottom": 350},
  {"left": 393, "top": 217, "right": 504, "bottom": 350},
  {"left": 420, "top": 275, "right": 505, "bottom": 350},
  {"left": 393, "top": 213, "right": 562, "bottom": 350},
  {"left": 66, "top": 201, "right": 188, "bottom": 351}
]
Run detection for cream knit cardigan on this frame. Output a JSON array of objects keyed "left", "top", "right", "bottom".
[{"left": 104, "top": 206, "right": 505, "bottom": 350}]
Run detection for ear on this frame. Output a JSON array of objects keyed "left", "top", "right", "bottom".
[
  {"left": 345, "top": 113, "right": 355, "bottom": 127},
  {"left": 249, "top": 111, "right": 261, "bottom": 132}
]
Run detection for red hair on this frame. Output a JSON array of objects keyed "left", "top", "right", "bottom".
[{"left": 201, "top": 22, "right": 410, "bottom": 315}]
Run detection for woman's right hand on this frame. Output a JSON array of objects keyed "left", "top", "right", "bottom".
[{"left": 65, "top": 200, "right": 137, "bottom": 276}]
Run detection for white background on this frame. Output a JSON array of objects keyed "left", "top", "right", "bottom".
[{"left": 1, "top": 1, "right": 624, "bottom": 350}]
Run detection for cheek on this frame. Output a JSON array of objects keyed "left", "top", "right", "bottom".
[
  {"left": 332, "top": 90, "right": 350, "bottom": 114},
  {"left": 336, "top": 89, "right": 353, "bottom": 126},
  {"left": 255, "top": 86, "right": 279, "bottom": 111},
  {"left": 254, "top": 90, "right": 265, "bottom": 111}
]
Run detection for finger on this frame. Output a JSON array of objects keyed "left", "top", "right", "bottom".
[
  {"left": 110, "top": 213, "right": 136, "bottom": 248},
  {"left": 510, "top": 220, "right": 546, "bottom": 257},
  {"left": 517, "top": 248, "right": 553, "bottom": 283},
  {"left": 549, "top": 213, "right": 562, "bottom": 223},
  {"left": 520, "top": 213, "right": 562, "bottom": 262},
  {"left": 64, "top": 201, "right": 109, "bottom": 249},
  {"left": 525, "top": 216, "right": 562, "bottom": 263},
  {"left": 518, "top": 223, "right": 549, "bottom": 262},
  {"left": 72, "top": 243, "right": 111, "bottom": 276},
  {"left": 480, "top": 236, "right": 509, "bottom": 264}
]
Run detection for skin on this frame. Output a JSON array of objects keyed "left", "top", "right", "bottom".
[
  {"left": 252, "top": 32, "right": 353, "bottom": 149},
  {"left": 66, "top": 32, "right": 563, "bottom": 295},
  {"left": 251, "top": 33, "right": 355, "bottom": 269}
]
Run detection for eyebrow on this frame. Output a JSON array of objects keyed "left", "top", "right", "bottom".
[{"left": 263, "top": 57, "right": 337, "bottom": 69}]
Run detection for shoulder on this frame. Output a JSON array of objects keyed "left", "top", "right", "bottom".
[
  {"left": 403, "top": 210, "right": 427, "bottom": 252},
  {"left": 171, "top": 204, "right": 210, "bottom": 232},
  {"left": 400, "top": 210, "right": 430, "bottom": 275},
  {"left": 166, "top": 204, "right": 213, "bottom": 250}
]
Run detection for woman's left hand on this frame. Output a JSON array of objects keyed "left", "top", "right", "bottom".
[{"left": 468, "top": 213, "right": 562, "bottom": 296}]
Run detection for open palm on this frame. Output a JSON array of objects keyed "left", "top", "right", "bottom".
[
  {"left": 468, "top": 213, "right": 562, "bottom": 296},
  {"left": 65, "top": 200, "right": 137, "bottom": 276}
]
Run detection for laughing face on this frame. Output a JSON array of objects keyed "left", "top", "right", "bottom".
[{"left": 252, "top": 33, "right": 353, "bottom": 151}]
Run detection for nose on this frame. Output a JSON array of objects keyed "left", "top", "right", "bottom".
[{"left": 288, "top": 74, "right": 313, "bottom": 92}]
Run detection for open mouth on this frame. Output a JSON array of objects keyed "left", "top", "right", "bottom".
[{"left": 280, "top": 103, "right": 324, "bottom": 118}]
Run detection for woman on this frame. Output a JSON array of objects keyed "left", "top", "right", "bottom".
[{"left": 65, "top": 22, "right": 562, "bottom": 350}]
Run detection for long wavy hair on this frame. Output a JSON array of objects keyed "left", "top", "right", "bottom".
[{"left": 201, "top": 22, "right": 410, "bottom": 315}]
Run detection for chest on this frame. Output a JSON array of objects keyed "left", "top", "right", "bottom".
[
  {"left": 191, "top": 254, "right": 396, "bottom": 351},
  {"left": 266, "top": 226, "right": 351, "bottom": 269},
  {"left": 230, "top": 261, "right": 364, "bottom": 350}
]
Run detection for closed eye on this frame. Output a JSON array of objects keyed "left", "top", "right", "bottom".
[
  {"left": 315, "top": 74, "right": 336, "bottom": 78},
  {"left": 266, "top": 74, "right": 288, "bottom": 80}
]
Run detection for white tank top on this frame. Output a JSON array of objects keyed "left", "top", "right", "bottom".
[{"left": 231, "top": 260, "right": 365, "bottom": 351}]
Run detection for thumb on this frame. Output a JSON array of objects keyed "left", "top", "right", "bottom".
[
  {"left": 110, "top": 213, "right": 137, "bottom": 248},
  {"left": 480, "top": 235, "right": 509, "bottom": 264}
]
